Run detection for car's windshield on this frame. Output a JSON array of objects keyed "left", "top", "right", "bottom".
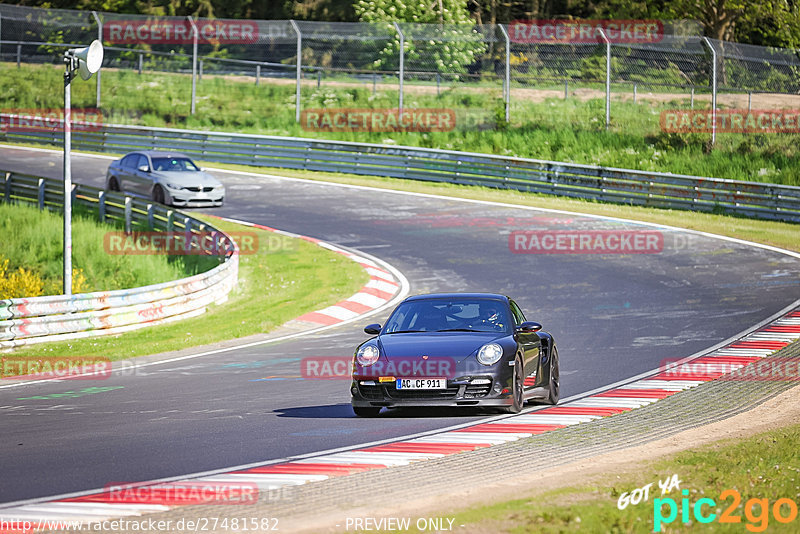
[
  {"left": 151, "top": 157, "right": 200, "bottom": 172},
  {"left": 384, "top": 298, "right": 510, "bottom": 333}
]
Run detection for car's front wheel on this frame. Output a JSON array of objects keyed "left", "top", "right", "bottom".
[
  {"left": 545, "top": 346, "right": 560, "bottom": 405},
  {"left": 152, "top": 185, "right": 166, "bottom": 205},
  {"left": 108, "top": 176, "right": 120, "bottom": 192},
  {"left": 353, "top": 406, "right": 381, "bottom": 417},
  {"left": 504, "top": 357, "right": 524, "bottom": 414}
]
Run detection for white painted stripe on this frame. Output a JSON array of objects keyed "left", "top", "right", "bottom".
[
  {"left": 347, "top": 292, "right": 387, "bottom": 308},
  {"left": 295, "top": 452, "right": 436, "bottom": 466},
  {"left": 410, "top": 434, "right": 521, "bottom": 445},
  {"left": 663, "top": 363, "right": 746, "bottom": 373},
  {"left": 568, "top": 398, "right": 659, "bottom": 408},
  {"left": 509, "top": 414, "right": 600, "bottom": 424},
  {"left": 773, "top": 318, "right": 800, "bottom": 325},
  {"left": 312, "top": 305, "right": 360, "bottom": 321},
  {"left": 364, "top": 266, "right": 394, "bottom": 281},
  {"left": 633, "top": 383, "right": 701, "bottom": 391},
  {"left": 193, "top": 474, "right": 328, "bottom": 485},
  {"left": 1, "top": 502, "right": 170, "bottom": 518},
  {"left": 742, "top": 333, "right": 800, "bottom": 341},
  {"left": 366, "top": 278, "right": 400, "bottom": 293},
  {"left": 354, "top": 257, "right": 380, "bottom": 268}
]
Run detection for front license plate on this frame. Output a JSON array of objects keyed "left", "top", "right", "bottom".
[{"left": 396, "top": 378, "right": 446, "bottom": 390}]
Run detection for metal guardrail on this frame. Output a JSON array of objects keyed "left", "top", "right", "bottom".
[
  {"left": 3, "top": 118, "right": 799, "bottom": 223},
  {"left": 0, "top": 170, "right": 239, "bottom": 348}
]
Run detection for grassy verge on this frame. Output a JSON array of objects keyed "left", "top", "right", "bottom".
[
  {"left": 408, "top": 422, "right": 800, "bottom": 533},
  {"left": 2, "top": 62, "right": 799, "bottom": 185},
  {"left": 0, "top": 201, "right": 212, "bottom": 296},
  {"left": 3, "top": 214, "right": 369, "bottom": 362}
]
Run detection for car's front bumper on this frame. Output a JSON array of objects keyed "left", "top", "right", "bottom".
[{"left": 350, "top": 377, "right": 515, "bottom": 408}]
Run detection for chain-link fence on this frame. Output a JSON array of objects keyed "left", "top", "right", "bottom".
[{"left": 2, "top": 3, "right": 800, "bottom": 143}]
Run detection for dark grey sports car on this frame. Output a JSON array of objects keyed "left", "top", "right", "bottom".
[
  {"left": 351, "top": 293, "right": 559, "bottom": 417},
  {"left": 106, "top": 151, "right": 225, "bottom": 207}
]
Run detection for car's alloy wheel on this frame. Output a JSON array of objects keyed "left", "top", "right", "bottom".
[
  {"left": 353, "top": 406, "right": 381, "bottom": 417},
  {"left": 108, "top": 177, "right": 120, "bottom": 192},
  {"left": 545, "top": 346, "right": 560, "bottom": 405},
  {"left": 505, "top": 357, "right": 524, "bottom": 414},
  {"left": 152, "top": 185, "right": 166, "bottom": 205}
]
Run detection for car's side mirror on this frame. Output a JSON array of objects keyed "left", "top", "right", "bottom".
[
  {"left": 364, "top": 323, "right": 381, "bottom": 335},
  {"left": 138, "top": 165, "right": 150, "bottom": 172},
  {"left": 517, "top": 321, "right": 542, "bottom": 332}
]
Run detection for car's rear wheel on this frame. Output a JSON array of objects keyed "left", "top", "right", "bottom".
[
  {"left": 505, "top": 357, "right": 524, "bottom": 414},
  {"left": 108, "top": 177, "right": 120, "bottom": 192},
  {"left": 545, "top": 346, "right": 560, "bottom": 405},
  {"left": 353, "top": 406, "right": 381, "bottom": 417},
  {"left": 152, "top": 185, "right": 166, "bottom": 205}
]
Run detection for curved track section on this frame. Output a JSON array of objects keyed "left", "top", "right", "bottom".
[{"left": 0, "top": 145, "right": 799, "bottom": 508}]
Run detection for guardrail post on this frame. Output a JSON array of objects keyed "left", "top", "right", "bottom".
[
  {"left": 124, "top": 196, "right": 132, "bottom": 233},
  {"left": 4, "top": 172, "right": 11, "bottom": 203},
  {"left": 290, "top": 20, "right": 302, "bottom": 124},
  {"left": 98, "top": 190, "right": 106, "bottom": 222},
  {"left": 92, "top": 11, "right": 102, "bottom": 108},
  {"left": 690, "top": 86, "right": 694, "bottom": 108},
  {"left": 702, "top": 37, "right": 717, "bottom": 146},
  {"left": 16, "top": 43, "right": 21, "bottom": 68},
  {"left": 199, "top": 59, "right": 203, "bottom": 80},
  {"left": 499, "top": 24, "right": 510, "bottom": 122},
  {"left": 138, "top": 52, "right": 143, "bottom": 75},
  {"left": 393, "top": 22, "right": 405, "bottom": 114},
  {"left": 188, "top": 16, "right": 198, "bottom": 115},
  {"left": 37, "top": 178, "right": 45, "bottom": 210},
  {"left": 146, "top": 203, "right": 154, "bottom": 229},
  {"left": 183, "top": 217, "right": 192, "bottom": 253},
  {"left": 256, "top": 64, "right": 260, "bottom": 86},
  {"left": 166, "top": 209, "right": 174, "bottom": 234},
  {"left": 598, "top": 28, "right": 610, "bottom": 130}
]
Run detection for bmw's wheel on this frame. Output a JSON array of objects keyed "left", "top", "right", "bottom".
[
  {"left": 152, "top": 185, "right": 166, "bottom": 205},
  {"left": 353, "top": 406, "right": 381, "bottom": 417},
  {"left": 545, "top": 346, "right": 560, "bottom": 405},
  {"left": 505, "top": 357, "right": 524, "bottom": 414},
  {"left": 108, "top": 177, "right": 120, "bottom": 192}
]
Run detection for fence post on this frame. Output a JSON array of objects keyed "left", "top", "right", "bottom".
[
  {"left": 256, "top": 64, "right": 260, "bottom": 86},
  {"left": 37, "top": 178, "right": 45, "bottom": 210},
  {"left": 3, "top": 172, "right": 10, "bottom": 203},
  {"left": 98, "top": 190, "right": 105, "bottom": 222},
  {"left": 124, "top": 196, "right": 132, "bottom": 234},
  {"left": 16, "top": 43, "right": 20, "bottom": 68},
  {"left": 92, "top": 11, "right": 102, "bottom": 108},
  {"left": 290, "top": 20, "right": 302, "bottom": 124},
  {"left": 0, "top": 12, "right": 3, "bottom": 62},
  {"left": 702, "top": 37, "right": 717, "bottom": 146},
  {"left": 147, "top": 203, "right": 154, "bottom": 229},
  {"left": 138, "top": 51, "right": 143, "bottom": 75},
  {"left": 393, "top": 21, "right": 405, "bottom": 114},
  {"left": 598, "top": 28, "right": 610, "bottom": 130},
  {"left": 690, "top": 86, "right": 694, "bottom": 109},
  {"left": 633, "top": 83, "right": 637, "bottom": 103},
  {"left": 187, "top": 16, "right": 198, "bottom": 115},
  {"left": 199, "top": 59, "right": 203, "bottom": 80},
  {"left": 499, "top": 24, "right": 510, "bottom": 122}
]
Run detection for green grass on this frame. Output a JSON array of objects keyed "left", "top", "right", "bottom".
[
  {"left": 2, "top": 62, "right": 800, "bottom": 186},
  {"left": 4, "top": 214, "right": 369, "bottom": 362},
  {"left": 376, "top": 422, "right": 800, "bottom": 533},
  {"left": 0, "top": 201, "right": 209, "bottom": 293}
]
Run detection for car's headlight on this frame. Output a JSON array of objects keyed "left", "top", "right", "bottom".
[
  {"left": 356, "top": 344, "right": 380, "bottom": 366},
  {"left": 164, "top": 182, "right": 184, "bottom": 190},
  {"left": 477, "top": 343, "right": 503, "bottom": 365}
]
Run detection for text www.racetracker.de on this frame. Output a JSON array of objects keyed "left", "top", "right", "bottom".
[{"left": 0, "top": 517, "right": 280, "bottom": 532}]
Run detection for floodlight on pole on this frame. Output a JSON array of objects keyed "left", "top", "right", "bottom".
[{"left": 63, "top": 39, "right": 103, "bottom": 296}]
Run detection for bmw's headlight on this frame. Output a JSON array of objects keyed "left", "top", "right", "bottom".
[
  {"left": 165, "top": 182, "right": 184, "bottom": 190},
  {"left": 356, "top": 344, "right": 380, "bottom": 366},
  {"left": 477, "top": 343, "right": 503, "bottom": 365}
]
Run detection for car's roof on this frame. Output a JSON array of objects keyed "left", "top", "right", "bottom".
[
  {"left": 126, "top": 150, "right": 192, "bottom": 159},
  {"left": 403, "top": 293, "right": 509, "bottom": 302}
]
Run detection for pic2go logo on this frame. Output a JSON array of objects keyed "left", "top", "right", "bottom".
[{"left": 654, "top": 489, "right": 799, "bottom": 533}]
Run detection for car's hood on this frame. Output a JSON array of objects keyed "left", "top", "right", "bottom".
[
  {"left": 153, "top": 171, "right": 222, "bottom": 187},
  {"left": 378, "top": 332, "right": 505, "bottom": 363}
]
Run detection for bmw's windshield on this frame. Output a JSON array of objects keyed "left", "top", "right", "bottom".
[
  {"left": 151, "top": 157, "right": 200, "bottom": 172},
  {"left": 383, "top": 298, "right": 510, "bottom": 334}
]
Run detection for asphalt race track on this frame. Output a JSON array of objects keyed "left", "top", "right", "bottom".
[{"left": 1, "top": 145, "right": 799, "bottom": 504}]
